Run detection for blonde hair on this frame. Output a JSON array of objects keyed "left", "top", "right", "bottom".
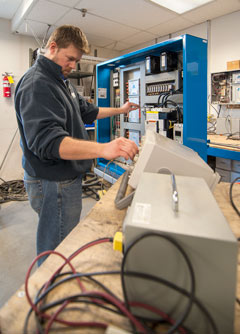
[{"left": 46, "top": 25, "right": 90, "bottom": 54}]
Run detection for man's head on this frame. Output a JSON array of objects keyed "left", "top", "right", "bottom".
[{"left": 45, "top": 25, "right": 90, "bottom": 77}]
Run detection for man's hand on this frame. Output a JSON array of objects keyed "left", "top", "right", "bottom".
[
  {"left": 59, "top": 136, "right": 138, "bottom": 161},
  {"left": 97, "top": 102, "right": 140, "bottom": 119},
  {"left": 101, "top": 137, "right": 138, "bottom": 161},
  {"left": 120, "top": 102, "right": 140, "bottom": 115}
]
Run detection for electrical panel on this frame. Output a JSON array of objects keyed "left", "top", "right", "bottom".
[
  {"left": 110, "top": 52, "right": 183, "bottom": 162},
  {"left": 211, "top": 70, "right": 240, "bottom": 104},
  {"left": 96, "top": 34, "right": 208, "bottom": 180}
]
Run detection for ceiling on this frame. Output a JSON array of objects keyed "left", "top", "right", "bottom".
[{"left": 1, "top": 0, "right": 240, "bottom": 52}]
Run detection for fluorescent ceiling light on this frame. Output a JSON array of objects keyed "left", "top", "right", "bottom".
[{"left": 149, "top": 0, "right": 214, "bottom": 14}]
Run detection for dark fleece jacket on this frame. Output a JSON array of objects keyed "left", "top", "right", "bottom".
[{"left": 15, "top": 55, "right": 99, "bottom": 181}]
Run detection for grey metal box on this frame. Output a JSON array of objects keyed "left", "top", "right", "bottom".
[
  {"left": 123, "top": 172, "right": 238, "bottom": 333},
  {"left": 216, "top": 157, "right": 232, "bottom": 171},
  {"left": 215, "top": 167, "right": 231, "bottom": 182},
  {"left": 232, "top": 159, "right": 240, "bottom": 173}
]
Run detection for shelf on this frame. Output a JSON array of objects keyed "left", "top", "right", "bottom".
[{"left": 68, "top": 71, "right": 93, "bottom": 79}]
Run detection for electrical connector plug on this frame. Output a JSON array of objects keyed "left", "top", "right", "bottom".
[
  {"left": 98, "top": 189, "right": 107, "bottom": 198},
  {"left": 113, "top": 232, "right": 123, "bottom": 252}
]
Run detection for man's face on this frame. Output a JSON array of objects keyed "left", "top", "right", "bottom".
[{"left": 49, "top": 42, "right": 82, "bottom": 77}]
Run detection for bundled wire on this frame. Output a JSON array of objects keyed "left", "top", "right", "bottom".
[
  {"left": 0, "top": 177, "right": 28, "bottom": 204},
  {"left": 24, "top": 238, "right": 147, "bottom": 334},
  {"left": 82, "top": 172, "right": 110, "bottom": 201},
  {"left": 156, "top": 91, "right": 183, "bottom": 124},
  {"left": 229, "top": 176, "right": 240, "bottom": 217},
  {"left": 23, "top": 233, "right": 219, "bottom": 334}
]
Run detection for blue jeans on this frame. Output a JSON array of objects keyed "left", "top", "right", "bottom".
[{"left": 24, "top": 172, "right": 82, "bottom": 266}]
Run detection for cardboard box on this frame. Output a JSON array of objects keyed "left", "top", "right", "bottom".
[{"left": 227, "top": 60, "right": 240, "bottom": 71}]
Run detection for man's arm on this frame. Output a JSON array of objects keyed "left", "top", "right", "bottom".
[
  {"left": 59, "top": 101, "right": 139, "bottom": 162},
  {"left": 97, "top": 101, "right": 139, "bottom": 119},
  {"left": 59, "top": 136, "right": 138, "bottom": 161}
]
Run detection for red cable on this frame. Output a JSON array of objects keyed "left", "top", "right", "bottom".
[
  {"left": 44, "top": 299, "right": 107, "bottom": 334},
  {"left": 25, "top": 239, "right": 114, "bottom": 331},
  {"left": 130, "top": 301, "right": 187, "bottom": 334},
  {"left": 25, "top": 249, "right": 78, "bottom": 317},
  {"left": 43, "top": 239, "right": 118, "bottom": 332},
  {"left": 41, "top": 238, "right": 112, "bottom": 307},
  {"left": 26, "top": 239, "right": 183, "bottom": 334}
]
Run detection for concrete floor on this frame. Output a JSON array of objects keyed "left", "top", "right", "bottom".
[{"left": 0, "top": 196, "right": 96, "bottom": 308}]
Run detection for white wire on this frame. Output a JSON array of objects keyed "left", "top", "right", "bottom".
[{"left": 25, "top": 20, "right": 42, "bottom": 48}]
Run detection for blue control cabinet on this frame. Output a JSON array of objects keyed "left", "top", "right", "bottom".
[{"left": 96, "top": 34, "right": 208, "bottom": 179}]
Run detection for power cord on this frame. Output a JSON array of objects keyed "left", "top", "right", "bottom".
[
  {"left": 82, "top": 172, "right": 110, "bottom": 201},
  {"left": 23, "top": 232, "right": 221, "bottom": 334}
]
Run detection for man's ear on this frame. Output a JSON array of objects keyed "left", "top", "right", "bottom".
[{"left": 48, "top": 41, "right": 58, "bottom": 55}]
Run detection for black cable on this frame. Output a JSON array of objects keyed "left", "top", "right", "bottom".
[
  {"left": 121, "top": 232, "right": 196, "bottom": 334},
  {"left": 25, "top": 269, "right": 217, "bottom": 334},
  {"left": 24, "top": 238, "right": 114, "bottom": 333},
  {"left": 157, "top": 92, "right": 168, "bottom": 106},
  {"left": 229, "top": 177, "right": 240, "bottom": 217},
  {"left": 24, "top": 267, "right": 218, "bottom": 333},
  {"left": 175, "top": 86, "right": 183, "bottom": 93},
  {"left": 23, "top": 236, "right": 218, "bottom": 334},
  {"left": 82, "top": 187, "right": 100, "bottom": 200},
  {"left": 81, "top": 172, "right": 110, "bottom": 201},
  {"left": 163, "top": 93, "right": 171, "bottom": 104},
  {"left": 0, "top": 178, "right": 28, "bottom": 203},
  {"left": 23, "top": 272, "right": 128, "bottom": 334},
  {"left": 164, "top": 99, "right": 178, "bottom": 108}
]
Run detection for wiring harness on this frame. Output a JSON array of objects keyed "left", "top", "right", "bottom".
[
  {"left": 0, "top": 177, "right": 28, "bottom": 204},
  {"left": 23, "top": 233, "right": 220, "bottom": 334},
  {"left": 157, "top": 88, "right": 183, "bottom": 124}
]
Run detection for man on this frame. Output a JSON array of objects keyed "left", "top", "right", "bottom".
[{"left": 15, "top": 25, "right": 138, "bottom": 265}]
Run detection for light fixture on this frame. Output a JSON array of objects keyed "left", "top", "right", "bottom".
[{"left": 149, "top": 0, "right": 214, "bottom": 14}]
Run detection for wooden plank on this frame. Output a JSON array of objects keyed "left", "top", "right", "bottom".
[{"left": 0, "top": 178, "right": 239, "bottom": 333}]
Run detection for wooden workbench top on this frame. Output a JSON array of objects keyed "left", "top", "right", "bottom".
[
  {"left": 208, "top": 134, "right": 240, "bottom": 152},
  {"left": 0, "top": 177, "right": 239, "bottom": 334}
]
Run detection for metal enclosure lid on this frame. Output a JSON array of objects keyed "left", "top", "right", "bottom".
[
  {"left": 124, "top": 172, "right": 236, "bottom": 242},
  {"left": 128, "top": 130, "right": 220, "bottom": 191}
]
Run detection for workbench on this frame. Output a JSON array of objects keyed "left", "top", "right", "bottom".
[
  {"left": 0, "top": 177, "right": 239, "bottom": 334},
  {"left": 208, "top": 134, "right": 240, "bottom": 161}
]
